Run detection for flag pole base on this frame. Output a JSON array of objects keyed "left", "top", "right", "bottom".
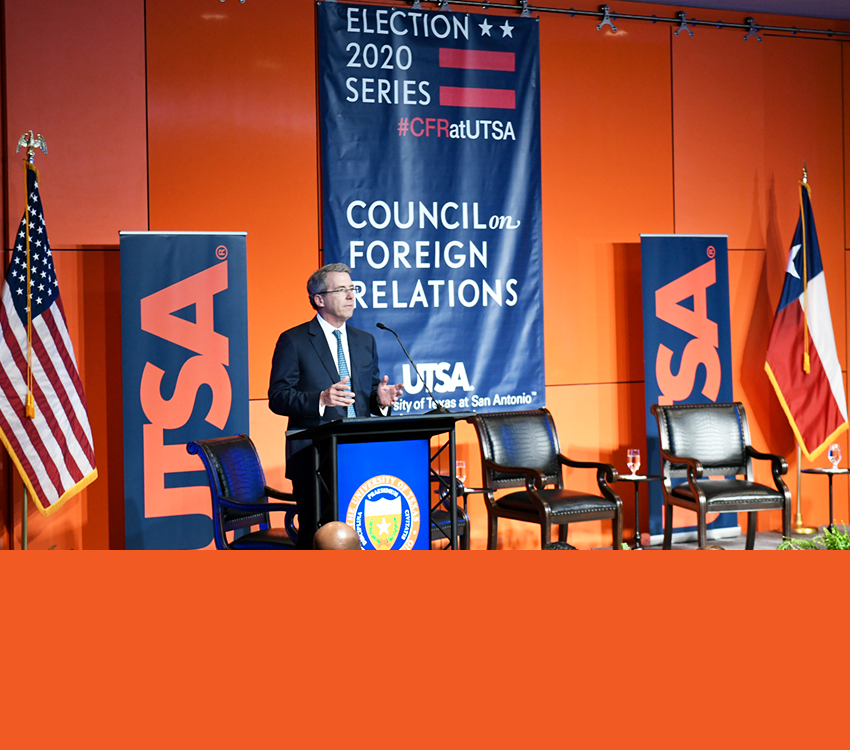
[{"left": 791, "top": 521, "right": 818, "bottom": 535}]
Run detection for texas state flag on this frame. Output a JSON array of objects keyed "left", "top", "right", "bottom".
[{"left": 765, "top": 181, "right": 848, "bottom": 461}]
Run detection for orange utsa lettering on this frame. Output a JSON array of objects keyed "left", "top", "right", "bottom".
[
  {"left": 654, "top": 259, "right": 721, "bottom": 405},
  {"left": 138, "top": 260, "right": 231, "bottom": 536},
  {"left": 656, "top": 339, "right": 721, "bottom": 406},
  {"left": 140, "top": 356, "right": 231, "bottom": 430},
  {"left": 140, "top": 262, "right": 229, "bottom": 364},
  {"left": 143, "top": 424, "right": 211, "bottom": 522}
]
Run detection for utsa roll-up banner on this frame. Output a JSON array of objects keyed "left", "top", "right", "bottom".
[
  {"left": 640, "top": 235, "right": 738, "bottom": 543},
  {"left": 120, "top": 233, "right": 249, "bottom": 549},
  {"left": 318, "top": 2, "right": 544, "bottom": 414}
]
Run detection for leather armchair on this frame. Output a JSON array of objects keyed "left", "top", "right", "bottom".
[
  {"left": 471, "top": 409, "right": 623, "bottom": 549},
  {"left": 651, "top": 402, "right": 791, "bottom": 549}
]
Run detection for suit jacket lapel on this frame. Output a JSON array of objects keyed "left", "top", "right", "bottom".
[{"left": 308, "top": 317, "right": 340, "bottom": 383}]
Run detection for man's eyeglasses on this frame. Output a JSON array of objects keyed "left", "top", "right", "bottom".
[{"left": 318, "top": 286, "right": 357, "bottom": 296}]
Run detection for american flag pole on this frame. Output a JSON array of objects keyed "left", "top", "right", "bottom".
[
  {"left": 1, "top": 132, "right": 98, "bottom": 538},
  {"left": 18, "top": 134, "right": 45, "bottom": 550}
]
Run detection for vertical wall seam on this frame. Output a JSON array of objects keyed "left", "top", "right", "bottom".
[
  {"left": 670, "top": 27, "right": 676, "bottom": 234},
  {"left": 144, "top": 0, "right": 151, "bottom": 232}
]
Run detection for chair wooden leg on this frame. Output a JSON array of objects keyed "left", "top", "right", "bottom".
[
  {"left": 745, "top": 511, "right": 757, "bottom": 550},
  {"left": 663, "top": 501, "right": 673, "bottom": 550},
  {"left": 697, "top": 510, "right": 707, "bottom": 548},
  {"left": 613, "top": 508, "right": 623, "bottom": 550},
  {"left": 558, "top": 523, "right": 569, "bottom": 543},
  {"left": 540, "top": 523, "right": 552, "bottom": 549},
  {"left": 782, "top": 496, "right": 791, "bottom": 540},
  {"left": 487, "top": 513, "right": 499, "bottom": 550}
]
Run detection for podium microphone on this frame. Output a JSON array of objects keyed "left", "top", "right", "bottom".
[{"left": 376, "top": 322, "right": 450, "bottom": 414}]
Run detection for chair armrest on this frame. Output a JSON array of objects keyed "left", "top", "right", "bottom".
[
  {"left": 430, "top": 473, "right": 488, "bottom": 497},
  {"left": 659, "top": 448, "right": 704, "bottom": 479},
  {"left": 745, "top": 446, "right": 788, "bottom": 475},
  {"left": 219, "top": 495, "right": 296, "bottom": 514},
  {"left": 481, "top": 457, "right": 547, "bottom": 490},
  {"left": 265, "top": 486, "right": 297, "bottom": 503},
  {"left": 559, "top": 455, "right": 619, "bottom": 483}
]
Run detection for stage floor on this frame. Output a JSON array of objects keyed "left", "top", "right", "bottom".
[{"left": 644, "top": 526, "right": 833, "bottom": 551}]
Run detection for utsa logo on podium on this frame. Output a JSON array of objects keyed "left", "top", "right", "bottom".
[
  {"left": 345, "top": 474, "right": 422, "bottom": 550},
  {"left": 640, "top": 235, "right": 736, "bottom": 539},
  {"left": 338, "top": 440, "right": 431, "bottom": 550},
  {"left": 120, "top": 232, "right": 249, "bottom": 550}
]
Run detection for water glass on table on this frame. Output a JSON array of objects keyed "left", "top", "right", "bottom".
[
  {"left": 627, "top": 448, "right": 640, "bottom": 477},
  {"left": 828, "top": 443, "right": 842, "bottom": 469}
]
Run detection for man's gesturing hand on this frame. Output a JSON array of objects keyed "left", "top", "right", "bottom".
[
  {"left": 377, "top": 375, "right": 404, "bottom": 407},
  {"left": 321, "top": 376, "right": 355, "bottom": 408}
]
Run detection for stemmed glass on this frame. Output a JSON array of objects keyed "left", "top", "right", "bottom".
[
  {"left": 455, "top": 460, "right": 466, "bottom": 487},
  {"left": 627, "top": 448, "right": 641, "bottom": 477},
  {"left": 828, "top": 443, "right": 842, "bottom": 470}
]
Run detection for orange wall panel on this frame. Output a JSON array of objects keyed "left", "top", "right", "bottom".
[
  {"left": 846, "top": 46, "right": 850, "bottom": 251},
  {"left": 540, "top": 12, "right": 673, "bottom": 387},
  {"left": 145, "top": 0, "right": 322, "bottom": 401},
  {"left": 3, "top": 0, "right": 147, "bottom": 249},
  {"left": 8, "top": 249, "right": 123, "bottom": 549}
]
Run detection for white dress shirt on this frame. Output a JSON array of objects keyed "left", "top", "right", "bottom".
[{"left": 315, "top": 314, "right": 388, "bottom": 416}]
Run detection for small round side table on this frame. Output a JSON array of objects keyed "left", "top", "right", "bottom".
[
  {"left": 800, "top": 467, "right": 850, "bottom": 533},
  {"left": 616, "top": 473, "right": 663, "bottom": 549}
]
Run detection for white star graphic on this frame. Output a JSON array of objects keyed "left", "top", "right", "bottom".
[
  {"left": 479, "top": 19, "right": 492, "bottom": 36},
  {"left": 377, "top": 517, "right": 391, "bottom": 535},
  {"left": 786, "top": 243, "right": 801, "bottom": 279},
  {"left": 500, "top": 20, "right": 514, "bottom": 37}
]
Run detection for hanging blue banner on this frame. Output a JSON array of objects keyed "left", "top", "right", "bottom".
[
  {"left": 639, "top": 235, "right": 738, "bottom": 541},
  {"left": 318, "top": 2, "right": 544, "bottom": 415},
  {"left": 120, "top": 232, "right": 249, "bottom": 550}
]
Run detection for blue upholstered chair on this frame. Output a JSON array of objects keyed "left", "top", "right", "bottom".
[{"left": 187, "top": 434, "right": 298, "bottom": 550}]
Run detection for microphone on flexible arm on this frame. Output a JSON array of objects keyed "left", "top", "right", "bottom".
[{"left": 376, "top": 322, "right": 450, "bottom": 414}]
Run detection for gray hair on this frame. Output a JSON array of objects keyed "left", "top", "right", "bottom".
[{"left": 307, "top": 263, "right": 351, "bottom": 310}]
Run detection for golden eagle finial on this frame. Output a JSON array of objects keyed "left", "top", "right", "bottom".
[{"left": 16, "top": 131, "right": 48, "bottom": 162}]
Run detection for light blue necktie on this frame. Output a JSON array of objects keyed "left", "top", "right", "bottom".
[{"left": 333, "top": 329, "right": 356, "bottom": 418}]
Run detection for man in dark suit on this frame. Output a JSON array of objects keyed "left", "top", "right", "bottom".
[{"left": 268, "top": 263, "right": 403, "bottom": 548}]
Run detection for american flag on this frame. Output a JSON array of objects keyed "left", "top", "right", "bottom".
[{"left": 0, "top": 161, "right": 96, "bottom": 516}]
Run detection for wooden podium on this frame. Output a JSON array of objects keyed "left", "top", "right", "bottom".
[{"left": 288, "top": 412, "right": 474, "bottom": 550}]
